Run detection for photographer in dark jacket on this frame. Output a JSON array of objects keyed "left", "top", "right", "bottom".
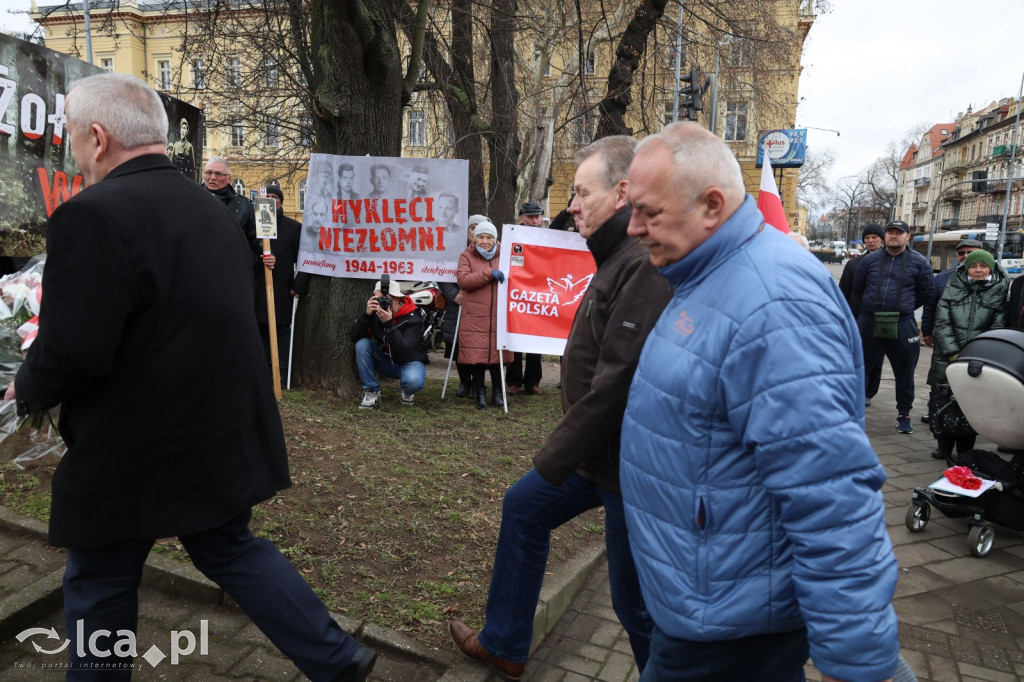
[
  {"left": 350, "top": 279, "right": 428, "bottom": 409},
  {"left": 851, "top": 220, "right": 933, "bottom": 434}
]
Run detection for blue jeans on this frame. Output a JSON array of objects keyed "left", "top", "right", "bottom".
[
  {"left": 354, "top": 337, "right": 426, "bottom": 394},
  {"left": 476, "top": 469, "right": 652, "bottom": 669},
  {"left": 640, "top": 626, "right": 808, "bottom": 681},
  {"left": 62, "top": 509, "right": 361, "bottom": 681}
]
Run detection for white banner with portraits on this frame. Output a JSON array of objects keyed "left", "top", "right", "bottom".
[{"left": 296, "top": 154, "right": 468, "bottom": 283}]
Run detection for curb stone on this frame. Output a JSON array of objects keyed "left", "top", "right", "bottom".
[{"left": 0, "top": 505, "right": 605, "bottom": 680}]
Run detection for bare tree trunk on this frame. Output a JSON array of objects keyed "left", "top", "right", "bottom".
[
  {"left": 594, "top": 0, "right": 669, "bottom": 140},
  {"left": 293, "top": 0, "right": 405, "bottom": 396},
  {"left": 486, "top": 0, "right": 522, "bottom": 227}
]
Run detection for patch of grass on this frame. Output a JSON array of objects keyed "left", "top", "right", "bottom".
[{"left": 0, "top": 364, "right": 604, "bottom": 656}]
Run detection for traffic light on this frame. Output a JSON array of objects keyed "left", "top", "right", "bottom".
[{"left": 679, "top": 69, "right": 702, "bottom": 121}]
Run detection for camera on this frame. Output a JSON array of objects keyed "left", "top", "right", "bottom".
[{"left": 378, "top": 274, "right": 391, "bottom": 310}]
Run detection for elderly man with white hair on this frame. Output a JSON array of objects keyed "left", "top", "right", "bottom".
[{"left": 619, "top": 122, "right": 899, "bottom": 682}]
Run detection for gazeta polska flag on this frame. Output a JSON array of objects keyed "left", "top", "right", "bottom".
[
  {"left": 757, "top": 155, "right": 790, "bottom": 233},
  {"left": 496, "top": 225, "right": 596, "bottom": 356}
]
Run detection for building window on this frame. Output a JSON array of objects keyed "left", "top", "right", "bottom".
[
  {"left": 231, "top": 117, "right": 245, "bottom": 147},
  {"left": 723, "top": 34, "right": 752, "bottom": 68},
  {"left": 583, "top": 52, "right": 595, "bottom": 75},
  {"left": 265, "top": 57, "right": 278, "bottom": 88},
  {"left": 202, "top": 122, "right": 208, "bottom": 148},
  {"left": 300, "top": 115, "right": 314, "bottom": 148},
  {"left": 265, "top": 118, "right": 280, "bottom": 147},
  {"left": 229, "top": 57, "right": 242, "bottom": 87},
  {"left": 100, "top": 57, "right": 114, "bottom": 72},
  {"left": 725, "top": 102, "right": 747, "bottom": 142},
  {"left": 232, "top": 178, "right": 246, "bottom": 196},
  {"left": 192, "top": 60, "right": 206, "bottom": 89},
  {"left": 157, "top": 59, "right": 171, "bottom": 91},
  {"left": 298, "top": 180, "right": 307, "bottom": 211},
  {"left": 408, "top": 110, "right": 425, "bottom": 147}
]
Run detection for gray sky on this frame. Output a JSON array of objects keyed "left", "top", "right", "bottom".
[
  {"left": 4, "top": 0, "right": 1023, "bottom": 196},
  {"left": 798, "top": 0, "right": 1024, "bottom": 191}
]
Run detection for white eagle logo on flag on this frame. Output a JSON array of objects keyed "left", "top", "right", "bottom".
[{"left": 547, "top": 273, "right": 594, "bottom": 306}]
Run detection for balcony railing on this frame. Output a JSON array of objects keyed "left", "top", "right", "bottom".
[
  {"left": 940, "top": 218, "right": 960, "bottom": 228},
  {"left": 942, "top": 190, "right": 963, "bottom": 201},
  {"left": 977, "top": 214, "right": 1004, "bottom": 225},
  {"left": 945, "top": 157, "right": 967, "bottom": 170},
  {"left": 911, "top": 201, "right": 928, "bottom": 211},
  {"left": 913, "top": 177, "right": 931, "bottom": 187}
]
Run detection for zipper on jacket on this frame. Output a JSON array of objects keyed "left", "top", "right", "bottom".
[{"left": 694, "top": 491, "right": 709, "bottom": 595}]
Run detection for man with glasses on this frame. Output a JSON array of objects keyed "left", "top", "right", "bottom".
[
  {"left": 851, "top": 220, "right": 933, "bottom": 434},
  {"left": 204, "top": 157, "right": 260, "bottom": 257}
]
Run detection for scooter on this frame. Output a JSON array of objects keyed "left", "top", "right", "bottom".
[{"left": 401, "top": 281, "right": 446, "bottom": 350}]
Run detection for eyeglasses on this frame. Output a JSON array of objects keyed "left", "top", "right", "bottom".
[
  {"left": 203, "top": 170, "right": 228, "bottom": 178},
  {"left": 957, "top": 250, "right": 972, "bottom": 257}
]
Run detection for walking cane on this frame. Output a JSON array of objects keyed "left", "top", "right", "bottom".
[
  {"left": 441, "top": 306, "right": 462, "bottom": 399},
  {"left": 286, "top": 296, "right": 298, "bottom": 390}
]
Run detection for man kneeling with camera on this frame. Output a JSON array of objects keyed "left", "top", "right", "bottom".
[{"left": 350, "top": 276, "right": 428, "bottom": 408}]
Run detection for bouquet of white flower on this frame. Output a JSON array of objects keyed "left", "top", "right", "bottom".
[{"left": 0, "top": 257, "right": 64, "bottom": 468}]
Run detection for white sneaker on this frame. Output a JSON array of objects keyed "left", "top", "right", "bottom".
[
  {"left": 359, "top": 390, "right": 381, "bottom": 409},
  {"left": 400, "top": 389, "right": 415, "bottom": 405}
]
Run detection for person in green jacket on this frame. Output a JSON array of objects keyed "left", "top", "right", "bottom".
[{"left": 931, "top": 249, "right": 1008, "bottom": 459}]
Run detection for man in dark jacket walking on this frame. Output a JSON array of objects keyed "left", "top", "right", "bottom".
[
  {"left": 852, "top": 220, "right": 933, "bottom": 433},
  {"left": 351, "top": 280, "right": 429, "bottom": 408},
  {"left": 5, "top": 73, "right": 375, "bottom": 681},
  {"left": 448, "top": 136, "right": 668, "bottom": 678},
  {"left": 258, "top": 185, "right": 310, "bottom": 385},
  {"left": 838, "top": 223, "right": 885, "bottom": 404}
]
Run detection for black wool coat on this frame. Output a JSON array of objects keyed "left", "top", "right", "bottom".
[
  {"left": 255, "top": 211, "right": 309, "bottom": 326},
  {"left": 15, "top": 155, "right": 290, "bottom": 549}
]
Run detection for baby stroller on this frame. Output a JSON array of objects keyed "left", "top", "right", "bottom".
[{"left": 905, "top": 329, "right": 1024, "bottom": 557}]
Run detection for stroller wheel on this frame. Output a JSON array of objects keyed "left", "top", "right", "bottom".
[
  {"left": 905, "top": 502, "right": 930, "bottom": 533},
  {"left": 968, "top": 523, "right": 995, "bottom": 557}
]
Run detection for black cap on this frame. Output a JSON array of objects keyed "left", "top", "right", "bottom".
[
  {"left": 265, "top": 185, "right": 284, "bottom": 201},
  {"left": 884, "top": 220, "right": 910, "bottom": 233},
  {"left": 955, "top": 238, "right": 983, "bottom": 251},
  {"left": 861, "top": 223, "right": 884, "bottom": 240},
  {"left": 519, "top": 201, "right": 543, "bottom": 216}
]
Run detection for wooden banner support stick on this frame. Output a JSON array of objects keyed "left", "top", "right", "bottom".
[{"left": 263, "top": 238, "right": 282, "bottom": 399}]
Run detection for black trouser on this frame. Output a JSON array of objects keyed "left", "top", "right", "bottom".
[
  {"left": 472, "top": 364, "right": 503, "bottom": 394},
  {"left": 936, "top": 433, "right": 977, "bottom": 457},
  {"left": 506, "top": 352, "right": 542, "bottom": 388},
  {"left": 259, "top": 323, "right": 291, "bottom": 384},
  {"left": 858, "top": 314, "right": 921, "bottom": 415},
  {"left": 865, "top": 354, "right": 883, "bottom": 399}
]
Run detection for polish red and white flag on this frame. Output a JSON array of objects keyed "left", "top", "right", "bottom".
[{"left": 757, "top": 154, "right": 790, "bottom": 233}]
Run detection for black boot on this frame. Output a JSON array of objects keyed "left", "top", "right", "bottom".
[
  {"left": 476, "top": 391, "right": 488, "bottom": 409},
  {"left": 492, "top": 387, "right": 505, "bottom": 408},
  {"left": 455, "top": 383, "right": 471, "bottom": 398}
]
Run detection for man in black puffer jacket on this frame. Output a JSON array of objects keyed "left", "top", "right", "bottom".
[{"left": 852, "top": 220, "right": 933, "bottom": 434}]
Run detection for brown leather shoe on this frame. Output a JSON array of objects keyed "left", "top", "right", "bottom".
[
  {"left": 526, "top": 385, "right": 542, "bottom": 395},
  {"left": 448, "top": 619, "right": 525, "bottom": 680},
  {"left": 506, "top": 385, "right": 521, "bottom": 395}
]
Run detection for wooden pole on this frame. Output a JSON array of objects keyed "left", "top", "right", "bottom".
[{"left": 263, "top": 238, "right": 281, "bottom": 399}]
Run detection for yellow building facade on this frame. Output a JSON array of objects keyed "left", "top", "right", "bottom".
[{"left": 32, "top": 0, "right": 815, "bottom": 228}]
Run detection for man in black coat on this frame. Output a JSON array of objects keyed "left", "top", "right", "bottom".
[
  {"left": 203, "top": 155, "right": 261, "bottom": 257},
  {"left": 838, "top": 223, "right": 885, "bottom": 405},
  {"left": 259, "top": 185, "right": 309, "bottom": 385},
  {"left": 5, "top": 73, "right": 375, "bottom": 681},
  {"left": 449, "top": 136, "right": 667, "bottom": 678}
]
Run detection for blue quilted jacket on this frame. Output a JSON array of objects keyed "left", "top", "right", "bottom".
[{"left": 620, "top": 197, "right": 899, "bottom": 681}]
